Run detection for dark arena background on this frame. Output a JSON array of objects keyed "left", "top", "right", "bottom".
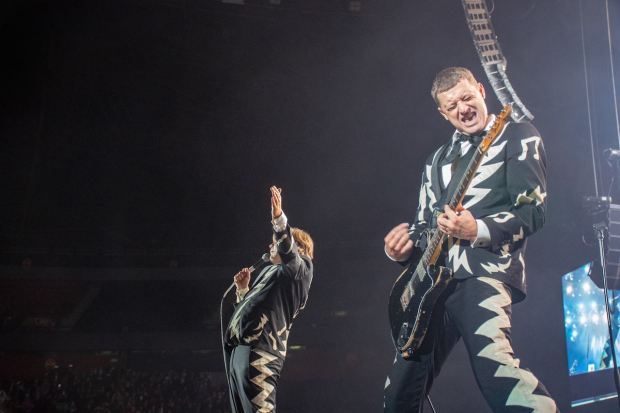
[{"left": 1, "top": 0, "right": 620, "bottom": 412}]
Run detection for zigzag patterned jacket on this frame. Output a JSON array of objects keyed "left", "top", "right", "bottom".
[
  {"left": 408, "top": 121, "right": 547, "bottom": 303},
  {"left": 225, "top": 224, "right": 313, "bottom": 358}
]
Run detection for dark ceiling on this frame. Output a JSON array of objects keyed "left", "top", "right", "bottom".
[{"left": 0, "top": 0, "right": 618, "bottom": 270}]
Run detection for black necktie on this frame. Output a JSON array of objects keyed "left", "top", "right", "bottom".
[{"left": 440, "top": 133, "right": 469, "bottom": 167}]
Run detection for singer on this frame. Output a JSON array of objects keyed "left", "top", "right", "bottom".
[{"left": 224, "top": 186, "right": 314, "bottom": 413}]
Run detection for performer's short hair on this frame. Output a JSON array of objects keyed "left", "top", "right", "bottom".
[
  {"left": 431, "top": 67, "right": 478, "bottom": 106},
  {"left": 292, "top": 227, "right": 314, "bottom": 260}
]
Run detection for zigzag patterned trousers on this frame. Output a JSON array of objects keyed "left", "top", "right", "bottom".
[
  {"left": 229, "top": 345, "right": 284, "bottom": 413},
  {"left": 384, "top": 277, "right": 559, "bottom": 413}
]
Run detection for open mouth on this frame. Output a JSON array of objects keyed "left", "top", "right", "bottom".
[{"left": 462, "top": 112, "right": 477, "bottom": 126}]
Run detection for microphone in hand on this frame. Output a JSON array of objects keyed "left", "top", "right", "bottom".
[
  {"left": 249, "top": 253, "right": 270, "bottom": 272},
  {"left": 225, "top": 253, "right": 271, "bottom": 296}
]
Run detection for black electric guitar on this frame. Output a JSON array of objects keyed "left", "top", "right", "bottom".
[{"left": 388, "top": 105, "right": 512, "bottom": 359}]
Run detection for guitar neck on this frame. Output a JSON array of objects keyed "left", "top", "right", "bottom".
[
  {"left": 416, "top": 148, "right": 483, "bottom": 269},
  {"left": 449, "top": 146, "right": 485, "bottom": 211},
  {"left": 418, "top": 229, "right": 443, "bottom": 270}
]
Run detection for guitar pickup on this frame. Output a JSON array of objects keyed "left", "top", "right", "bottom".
[{"left": 400, "top": 283, "right": 415, "bottom": 311}]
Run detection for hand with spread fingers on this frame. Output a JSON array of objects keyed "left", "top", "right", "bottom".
[
  {"left": 384, "top": 223, "right": 414, "bottom": 262},
  {"left": 436, "top": 204, "right": 477, "bottom": 242},
  {"left": 234, "top": 268, "right": 251, "bottom": 290},
  {"left": 271, "top": 186, "right": 282, "bottom": 219}
]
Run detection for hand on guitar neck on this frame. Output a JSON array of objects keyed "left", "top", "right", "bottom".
[
  {"left": 384, "top": 223, "right": 415, "bottom": 262},
  {"left": 436, "top": 205, "right": 477, "bottom": 242}
]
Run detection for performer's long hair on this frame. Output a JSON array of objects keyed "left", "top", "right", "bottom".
[{"left": 291, "top": 227, "right": 314, "bottom": 259}]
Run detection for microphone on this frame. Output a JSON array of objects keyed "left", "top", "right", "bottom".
[
  {"left": 223, "top": 253, "right": 271, "bottom": 296},
  {"left": 249, "top": 253, "right": 271, "bottom": 272},
  {"left": 604, "top": 148, "right": 620, "bottom": 161}
]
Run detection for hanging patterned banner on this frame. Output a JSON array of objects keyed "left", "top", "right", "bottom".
[{"left": 461, "top": 0, "right": 534, "bottom": 122}]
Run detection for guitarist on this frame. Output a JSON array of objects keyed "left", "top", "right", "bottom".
[{"left": 383, "top": 67, "right": 559, "bottom": 413}]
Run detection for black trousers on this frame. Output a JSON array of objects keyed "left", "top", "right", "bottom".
[
  {"left": 384, "top": 276, "right": 559, "bottom": 413},
  {"left": 229, "top": 345, "right": 284, "bottom": 413}
]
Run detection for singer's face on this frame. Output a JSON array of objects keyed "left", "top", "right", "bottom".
[
  {"left": 437, "top": 78, "right": 488, "bottom": 136},
  {"left": 269, "top": 238, "right": 281, "bottom": 264}
]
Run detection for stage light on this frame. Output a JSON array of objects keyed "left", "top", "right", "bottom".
[{"left": 349, "top": 1, "right": 361, "bottom": 12}]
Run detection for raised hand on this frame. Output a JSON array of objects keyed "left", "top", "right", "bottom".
[
  {"left": 234, "top": 268, "right": 251, "bottom": 290},
  {"left": 271, "top": 186, "right": 282, "bottom": 219}
]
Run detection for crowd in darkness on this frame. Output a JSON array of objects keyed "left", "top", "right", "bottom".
[{"left": 0, "top": 367, "right": 231, "bottom": 413}]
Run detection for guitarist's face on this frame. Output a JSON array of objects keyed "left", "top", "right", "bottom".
[{"left": 436, "top": 78, "right": 489, "bottom": 136}]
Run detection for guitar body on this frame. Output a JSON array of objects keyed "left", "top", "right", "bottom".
[{"left": 388, "top": 261, "right": 454, "bottom": 359}]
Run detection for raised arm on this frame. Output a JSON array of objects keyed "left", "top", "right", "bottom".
[
  {"left": 270, "top": 186, "right": 313, "bottom": 280},
  {"left": 271, "top": 186, "right": 282, "bottom": 220}
]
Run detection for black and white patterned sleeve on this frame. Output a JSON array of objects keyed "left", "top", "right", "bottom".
[{"left": 480, "top": 122, "right": 547, "bottom": 250}]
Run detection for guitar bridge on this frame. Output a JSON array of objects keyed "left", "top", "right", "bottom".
[{"left": 397, "top": 322, "right": 411, "bottom": 348}]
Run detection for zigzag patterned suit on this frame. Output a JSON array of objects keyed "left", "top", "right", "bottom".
[
  {"left": 384, "top": 121, "right": 559, "bottom": 412},
  {"left": 412, "top": 120, "right": 546, "bottom": 302},
  {"left": 226, "top": 222, "right": 313, "bottom": 413}
]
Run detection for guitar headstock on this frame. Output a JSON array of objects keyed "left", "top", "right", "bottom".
[{"left": 478, "top": 104, "right": 512, "bottom": 153}]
